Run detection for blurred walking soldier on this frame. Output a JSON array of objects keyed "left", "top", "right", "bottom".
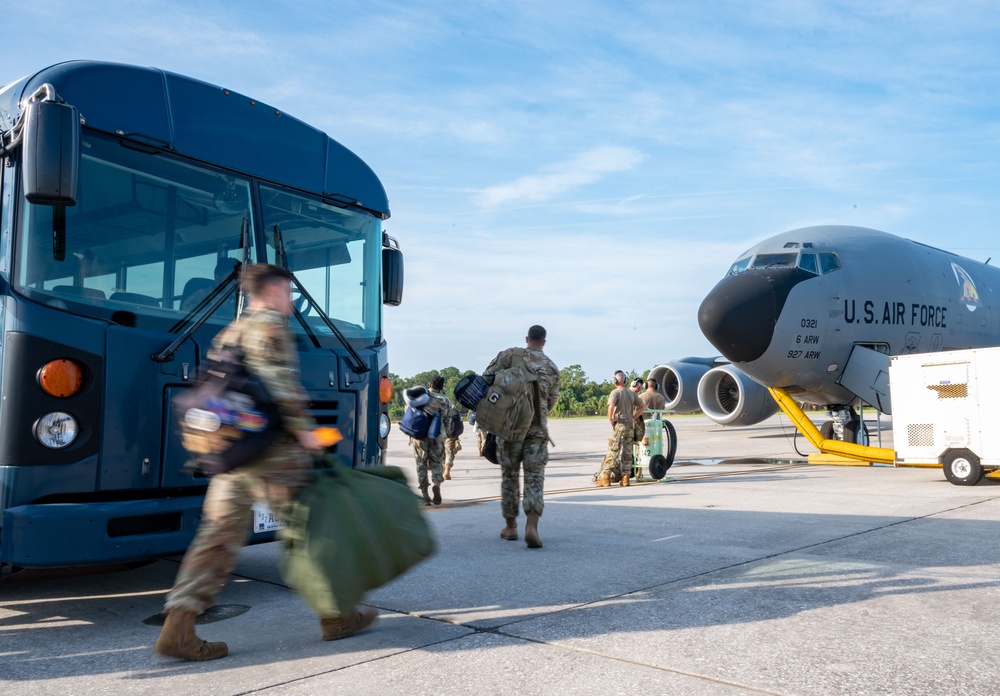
[
  {"left": 443, "top": 428, "right": 462, "bottom": 479},
  {"left": 408, "top": 376, "right": 454, "bottom": 505},
  {"left": 595, "top": 370, "right": 646, "bottom": 487},
  {"left": 483, "top": 325, "right": 560, "bottom": 548},
  {"left": 155, "top": 264, "right": 377, "bottom": 662}
]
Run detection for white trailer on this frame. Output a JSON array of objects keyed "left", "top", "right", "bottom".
[{"left": 890, "top": 346, "right": 1000, "bottom": 485}]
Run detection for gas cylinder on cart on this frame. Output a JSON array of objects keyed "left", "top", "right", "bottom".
[{"left": 632, "top": 410, "right": 677, "bottom": 480}]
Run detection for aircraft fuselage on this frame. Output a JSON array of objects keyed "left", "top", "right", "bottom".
[{"left": 698, "top": 226, "right": 1000, "bottom": 407}]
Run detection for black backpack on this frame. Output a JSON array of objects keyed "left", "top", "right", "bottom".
[
  {"left": 173, "top": 347, "right": 283, "bottom": 476},
  {"left": 444, "top": 411, "right": 465, "bottom": 438}
]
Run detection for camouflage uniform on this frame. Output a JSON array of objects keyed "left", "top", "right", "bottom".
[
  {"left": 597, "top": 386, "right": 641, "bottom": 481},
  {"left": 483, "top": 346, "right": 560, "bottom": 518},
  {"left": 474, "top": 423, "right": 487, "bottom": 456},
  {"left": 444, "top": 436, "right": 462, "bottom": 466},
  {"left": 165, "top": 307, "right": 316, "bottom": 615},
  {"left": 412, "top": 389, "right": 453, "bottom": 492}
]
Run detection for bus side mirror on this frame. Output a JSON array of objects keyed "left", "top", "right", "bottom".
[
  {"left": 21, "top": 100, "right": 80, "bottom": 206},
  {"left": 382, "top": 246, "right": 404, "bottom": 306}
]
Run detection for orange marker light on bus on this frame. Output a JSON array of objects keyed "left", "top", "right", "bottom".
[
  {"left": 379, "top": 376, "right": 394, "bottom": 404},
  {"left": 314, "top": 427, "right": 343, "bottom": 447},
  {"left": 39, "top": 359, "right": 83, "bottom": 398}
]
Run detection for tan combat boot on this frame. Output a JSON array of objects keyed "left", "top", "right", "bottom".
[
  {"left": 500, "top": 517, "right": 518, "bottom": 541},
  {"left": 524, "top": 511, "right": 542, "bottom": 549},
  {"left": 431, "top": 484, "right": 442, "bottom": 505},
  {"left": 620, "top": 473, "right": 631, "bottom": 487},
  {"left": 320, "top": 607, "right": 379, "bottom": 641},
  {"left": 443, "top": 463, "right": 452, "bottom": 480},
  {"left": 595, "top": 471, "right": 611, "bottom": 488},
  {"left": 153, "top": 609, "right": 228, "bottom": 661}
]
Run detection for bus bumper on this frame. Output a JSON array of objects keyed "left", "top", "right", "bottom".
[{"left": 0, "top": 496, "right": 276, "bottom": 567}]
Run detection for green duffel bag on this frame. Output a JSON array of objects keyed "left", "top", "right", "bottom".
[{"left": 279, "top": 462, "right": 436, "bottom": 617}]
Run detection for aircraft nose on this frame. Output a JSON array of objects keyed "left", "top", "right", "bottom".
[{"left": 698, "top": 268, "right": 812, "bottom": 364}]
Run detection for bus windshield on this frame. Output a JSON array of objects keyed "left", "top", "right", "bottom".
[
  {"left": 14, "top": 132, "right": 383, "bottom": 345},
  {"left": 261, "top": 184, "right": 382, "bottom": 344}
]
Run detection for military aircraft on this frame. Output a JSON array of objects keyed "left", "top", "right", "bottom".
[{"left": 649, "top": 225, "right": 1000, "bottom": 450}]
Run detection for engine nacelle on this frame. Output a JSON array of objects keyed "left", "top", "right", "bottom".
[
  {"left": 696, "top": 364, "right": 778, "bottom": 426},
  {"left": 648, "top": 361, "right": 711, "bottom": 414}
]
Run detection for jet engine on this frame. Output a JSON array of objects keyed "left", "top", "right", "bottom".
[
  {"left": 648, "top": 360, "right": 712, "bottom": 414},
  {"left": 696, "top": 364, "right": 778, "bottom": 426}
]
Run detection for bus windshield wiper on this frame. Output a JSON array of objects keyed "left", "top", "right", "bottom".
[
  {"left": 273, "top": 224, "right": 370, "bottom": 374},
  {"left": 152, "top": 218, "right": 249, "bottom": 363}
]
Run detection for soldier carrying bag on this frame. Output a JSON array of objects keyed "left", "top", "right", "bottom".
[
  {"left": 469, "top": 348, "right": 539, "bottom": 442},
  {"left": 280, "top": 457, "right": 436, "bottom": 617}
]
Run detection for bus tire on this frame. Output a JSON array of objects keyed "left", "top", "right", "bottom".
[{"left": 942, "top": 449, "right": 984, "bottom": 486}]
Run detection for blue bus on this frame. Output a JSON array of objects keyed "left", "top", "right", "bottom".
[{"left": 0, "top": 61, "right": 403, "bottom": 568}]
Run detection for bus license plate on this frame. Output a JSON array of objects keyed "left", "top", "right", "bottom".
[{"left": 252, "top": 503, "right": 284, "bottom": 533}]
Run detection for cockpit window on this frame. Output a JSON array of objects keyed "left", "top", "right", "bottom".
[
  {"left": 727, "top": 257, "right": 751, "bottom": 275},
  {"left": 750, "top": 253, "right": 797, "bottom": 269},
  {"left": 798, "top": 253, "right": 819, "bottom": 274},
  {"left": 819, "top": 253, "right": 841, "bottom": 274}
]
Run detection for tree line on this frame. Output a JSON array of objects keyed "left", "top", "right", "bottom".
[{"left": 387, "top": 365, "right": 649, "bottom": 419}]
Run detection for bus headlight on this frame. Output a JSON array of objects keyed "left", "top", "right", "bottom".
[
  {"left": 35, "top": 411, "right": 79, "bottom": 448},
  {"left": 379, "top": 413, "right": 390, "bottom": 439}
]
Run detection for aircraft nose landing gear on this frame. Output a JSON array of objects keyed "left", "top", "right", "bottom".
[{"left": 820, "top": 406, "right": 870, "bottom": 445}]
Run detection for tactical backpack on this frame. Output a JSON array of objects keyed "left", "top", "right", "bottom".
[
  {"left": 444, "top": 410, "right": 465, "bottom": 438},
  {"left": 172, "top": 347, "right": 283, "bottom": 476},
  {"left": 474, "top": 348, "right": 539, "bottom": 442}
]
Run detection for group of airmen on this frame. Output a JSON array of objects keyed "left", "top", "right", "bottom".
[
  {"left": 593, "top": 371, "right": 666, "bottom": 487},
  {"left": 407, "top": 338, "right": 669, "bottom": 547}
]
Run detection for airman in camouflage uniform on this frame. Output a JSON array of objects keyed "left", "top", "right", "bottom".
[
  {"left": 411, "top": 376, "right": 454, "bottom": 505},
  {"left": 483, "top": 325, "right": 559, "bottom": 549},
  {"left": 155, "top": 265, "right": 376, "bottom": 663},
  {"left": 630, "top": 378, "right": 646, "bottom": 442},
  {"left": 443, "top": 433, "right": 462, "bottom": 479},
  {"left": 595, "top": 370, "right": 646, "bottom": 487}
]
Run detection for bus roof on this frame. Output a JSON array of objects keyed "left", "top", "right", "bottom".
[{"left": 2, "top": 61, "right": 389, "bottom": 219}]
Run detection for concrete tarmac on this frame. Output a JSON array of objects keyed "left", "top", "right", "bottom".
[{"left": 3, "top": 414, "right": 999, "bottom": 695}]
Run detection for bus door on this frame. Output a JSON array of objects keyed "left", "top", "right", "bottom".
[{"left": 99, "top": 325, "right": 197, "bottom": 491}]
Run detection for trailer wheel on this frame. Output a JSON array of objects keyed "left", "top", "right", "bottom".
[
  {"left": 648, "top": 455, "right": 668, "bottom": 479},
  {"left": 648, "top": 420, "right": 678, "bottom": 479},
  {"left": 942, "top": 449, "right": 985, "bottom": 486}
]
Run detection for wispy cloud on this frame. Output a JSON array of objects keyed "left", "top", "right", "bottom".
[{"left": 474, "top": 146, "right": 645, "bottom": 208}]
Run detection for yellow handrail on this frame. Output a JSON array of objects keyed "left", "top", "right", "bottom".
[{"left": 767, "top": 387, "right": 896, "bottom": 464}]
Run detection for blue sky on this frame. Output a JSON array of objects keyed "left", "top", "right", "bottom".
[{"left": 6, "top": 1, "right": 1000, "bottom": 380}]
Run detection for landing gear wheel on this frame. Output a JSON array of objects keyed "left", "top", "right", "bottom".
[
  {"left": 820, "top": 419, "right": 868, "bottom": 444},
  {"left": 844, "top": 421, "right": 870, "bottom": 446},
  {"left": 820, "top": 421, "right": 834, "bottom": 440},
  {"left": 942, "top": 449, "right": 984, "bottom": 486}
]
